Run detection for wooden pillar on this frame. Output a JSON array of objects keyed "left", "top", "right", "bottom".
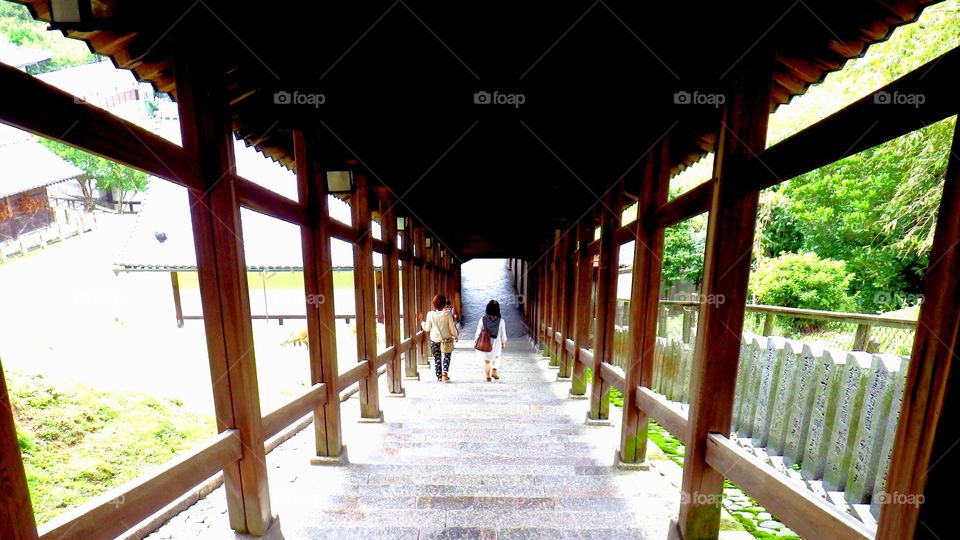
[
  {"left": 415, "top": 228, "right": 430, "bottom": 364},
  {"left": 0, "top": 359, "right": 38, "bottom": 540},
  {"left": 877, "top": 118, "right": 960, "bottom": 539},
  {"left": 294, "top": 131, "right": 344, "bottom": 460},
  {"left": 547, "top": 231, "right": 561, "bottom": 363},
  {"left": 588, "top": 185, "right": 624, "bottom": 421},
  {"left": 378, "top": 191, "right": 404, "bottom": 396},
  {"left": 453, "top": 263, "right": 463, "bottom": 325},
  {"left": 170, "top": 271, "right": 184, "bottom": 328},
  {"left": 570, "top": 219, "right": 595, "bottom": 396},
  {"left": 351, "top": 174, "right": 382, "bottom": 421},
  {"left": 555, "top": 228, "right": 573, "bottom": 377},
  {"left": 620, "top": 144, "right": 671, "bottom": 464},
  {"left": 400, "top": 219, "right": 419, "bottom": 378},
  {"left": 175, "top": 23, "right": 274, "bottom": 534},
  {"left": 678, "top": 52, "right": 773, "bottom": 539}
]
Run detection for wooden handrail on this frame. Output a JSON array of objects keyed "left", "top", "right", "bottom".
[
  {"left": 564, "top": 339, "right": 575, "bottom": 355},
  {"left": 636, "top": 386, "right": 689, "bottom": 444},
  {"left": 705, "top": 433, "right": 873, "bottom": 540},
  {"left": 599, "top": 363, "right": 625, "bottom": 393},
  {"left": 38, "top": 430, "right": 242, "bottom": 540},
  {"left": 337, "top": 361, "right": 370, "bottom": 391},
  {"left": 261, "top": 383, "right": 327, "bottom": 439},
  {"left": 658, "top": 300, "right": 916, "bottom": 329},
  {"left": 578, "top": 348, "right": 594, "bottom": 365},
  {"left": 375, "top": 346, "right": 397, "bottom": 368}
]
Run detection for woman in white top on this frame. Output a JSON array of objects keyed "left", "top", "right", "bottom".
[
  {"left": 475, "top": 300, "right": 508, "bottom": 382},
  {"left": 419, "top": 294, "right": 460, "bottom": 382}
]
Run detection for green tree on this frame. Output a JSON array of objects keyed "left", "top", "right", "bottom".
[
  {"left": 40, "top": 139, "right": 147, "bottom": 213},
  {"left": 0, "top": 3, "right": 97, "bottom": 74}
]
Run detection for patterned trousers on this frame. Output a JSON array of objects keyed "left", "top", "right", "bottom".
[{"left": 431, "top": 342, "right": 452, "bottom": 379}]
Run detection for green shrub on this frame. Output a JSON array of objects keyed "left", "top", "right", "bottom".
[{"left": 750, "top": 253, "right": 855, "bottom": 313}]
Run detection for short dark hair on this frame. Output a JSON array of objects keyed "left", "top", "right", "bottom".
[
  {"left": 485, "top": 300, "right": 501, "bottom": 317},
  {"left": 432, "top": 294, "right": 446, "bottom": 310}
]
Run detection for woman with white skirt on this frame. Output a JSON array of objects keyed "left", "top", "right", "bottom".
[{"left": 475, "top": 300, "right": 507, "bottom": 382}]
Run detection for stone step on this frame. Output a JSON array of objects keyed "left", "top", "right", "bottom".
[{"left": 283, "top": 526, "right": 653, "bottom": 540}]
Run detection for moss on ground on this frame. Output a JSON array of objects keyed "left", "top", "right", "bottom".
[{"left": 8, "top": 371, "right": 215, "bottom": 525}]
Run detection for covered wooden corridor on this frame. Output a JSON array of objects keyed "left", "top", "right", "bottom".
[{"left": 3, "top": 1, "right": 960, "bottom": 539}]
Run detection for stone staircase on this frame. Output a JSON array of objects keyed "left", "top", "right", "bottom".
[{"left": 145, "top": 340, "right": 680, "bottom": 539}]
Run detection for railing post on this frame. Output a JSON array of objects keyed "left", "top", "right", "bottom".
[
  {"left": 378, "top": 191, "right": 404, "bottom": 396},
  {"left": 0, "top": 359, "right": 39, "bottom": 540},
  {"left": 681, "top": 307, "right": 694, "bottom": 344},
  {"left": 400, "top": 219, "right": 419, "bottom": 378},
  {"left": 677, "top": 49, "right": 773, "bottom": 539},
  {"left": 351, "top": 173, "right": 383, "bottom": 422},
  {"left": 556, "top": 227, "right": 574, "bottom": 379},
  {"left": 171, "top": 271, "right": 184, "bottom": 328},
  {"left": 761, "top": 312, "right": 775, "bottom": 336},
  {"left": 620, "top": 143, "right": 670, "bottom": 464},
  {"left": 588, "top": 183, "right": 624, "bottom": 422},
  {"left": 294, "top": 130, "right": 344, "bottom": 462},
  {"left": 547, "top": 231, "right": 561, "bottom": 364},
  {"left": 570, "top": 219, "right": 595, "bottom": 397},
  {"left": 658, "top": 304, "right": 669, "bottom": 337},
  {"left": 175, "top": 20, "right": 275, "bottom": 534},
  {"left": 852, "top": 322, "right": 872, "bottom": 351},
  {"left": 414, "top": 228, "right": 430, "bottom": 365}
]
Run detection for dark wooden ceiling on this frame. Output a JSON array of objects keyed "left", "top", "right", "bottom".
[{"left": 15, "top": 0, "right": 938, "bottom": 259}]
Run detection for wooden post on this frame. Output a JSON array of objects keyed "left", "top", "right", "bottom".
[
  {"left": 400, "top": 219, "right": 419, "bottom": 378},
  {"left": 761, "top": 312, "right": 775, "bottom": 336},
  {"left": 294, "top": 130, "right": 344, "bottom": 460},
  {"left": 877, "top": 119, "right": 960, "bottom": 539},
  {"left": 548, "top": 231, "right": 562, "bottom": 364},
  {"left": 851, "top": 323, "right": 872, "bottom": 351},
  {"left": 589, "top": 185, "right": 624, "bottom": 422},
  {"left": 378, "top": 192, "right": 404, "bottom": 396},
  {"left": 0, "top": 359, "right": 39, "bottom": 540},
  {"left": 175, "top": 22, "right": 275, "bottom": 534},
  {"left": 678, "top": 51, "right": 773, "bottom": 539},
  {"left": 415, "top": 228, "right": 430, "bottom": 365},
  {"left": 620, "top": 144, "right": 670, "bottom": 464},
  {"left": 351, "top": 174, "right": 382, "bottom": 421},
  {"left": 571, "top": 219, "right": 595, "bottom": 397},
  {"left": 556, "top": 228, "right": 573, "bottom": 378},
  {"left": 170, "top": 271, "right": 184, "bottom": 328}
]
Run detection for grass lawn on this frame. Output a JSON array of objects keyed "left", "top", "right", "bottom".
[{"left": 8, "top": 371, "right": 216, "bottom": 525}]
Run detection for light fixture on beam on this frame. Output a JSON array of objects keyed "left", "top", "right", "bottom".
[
  {"left": 425, "top": 237, "right": 432, "bottom": 248},
  {"left": 49, "top": 0, "right": 120, "bottom": 29},
  {"left": 325, "top": 170, "right": 354, "bottom": 194},
  {"left": 396, "top": 217, "right": 408, "bottom": 231}
]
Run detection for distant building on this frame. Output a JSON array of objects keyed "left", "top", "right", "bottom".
[{"left": 0, "top": 40, "right": 51, "bottom": 71}]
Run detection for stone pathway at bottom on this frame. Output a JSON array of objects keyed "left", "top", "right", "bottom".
[{"left": 144, "top": 339, "right": 681, "bottom": 539}]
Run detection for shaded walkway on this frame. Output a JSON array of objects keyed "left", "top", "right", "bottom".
[{"left": 145, "top": 263, "right": 679, "bottom": 539}]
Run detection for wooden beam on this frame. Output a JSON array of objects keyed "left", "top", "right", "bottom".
[
  {"left": 294, "top": 130, "right": 344, "bottom": 459},
  {"left": 0, "top": 360, "right": 38, "bottom": 540},
  {"left": 877, "top": 117, "right": 960, "bottom": 539},
  {"left": 328, "top": 219, "right": 359, "bottom": 243},
  {"left": 743, "top": 47, "right": 960, "bottom": 194},
  {"left": 621, "top": 143, "right": 671, "bottom": 464},
  {"left": 599, "top": 362, "right": 626, "bottom": 393},
  {"left": 338, "top": 361, "right": 371, "bottom": 391},
  {"left": 678, "top": 50, "right": 773, "bottom": 539},
  {"left": 174, "top": 22, "right": 273, "bottom": 535},
  {"left": 654, "top": 180, "right": 713, "bottom": 229},
  {"left": 236, "top": 176, "right": 309, "bottom": 226},
  {"left": 589, "top": 185, "right": 624, "bottom": 421},
  {"left": 636, "top": 386, "right": 689, "bottom": 444},
  {"left": 351, "top": 175, "right": 382, "bottom": 421},
  {"left": 261, "top": 384, "right": 327, "bottom": 440},
  {"left": 0, "top": 61, "right": 202, "bottom": 190},
  {"left": 706, "top": 434, "right": 872, "bottom": 540},
  {"left": 38, "top": 430, "right": 242, "bottom": 540}
]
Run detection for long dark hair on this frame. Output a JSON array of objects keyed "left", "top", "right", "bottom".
[{"left": 485, "top": 300, "right": 501, "bottom": 318}]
